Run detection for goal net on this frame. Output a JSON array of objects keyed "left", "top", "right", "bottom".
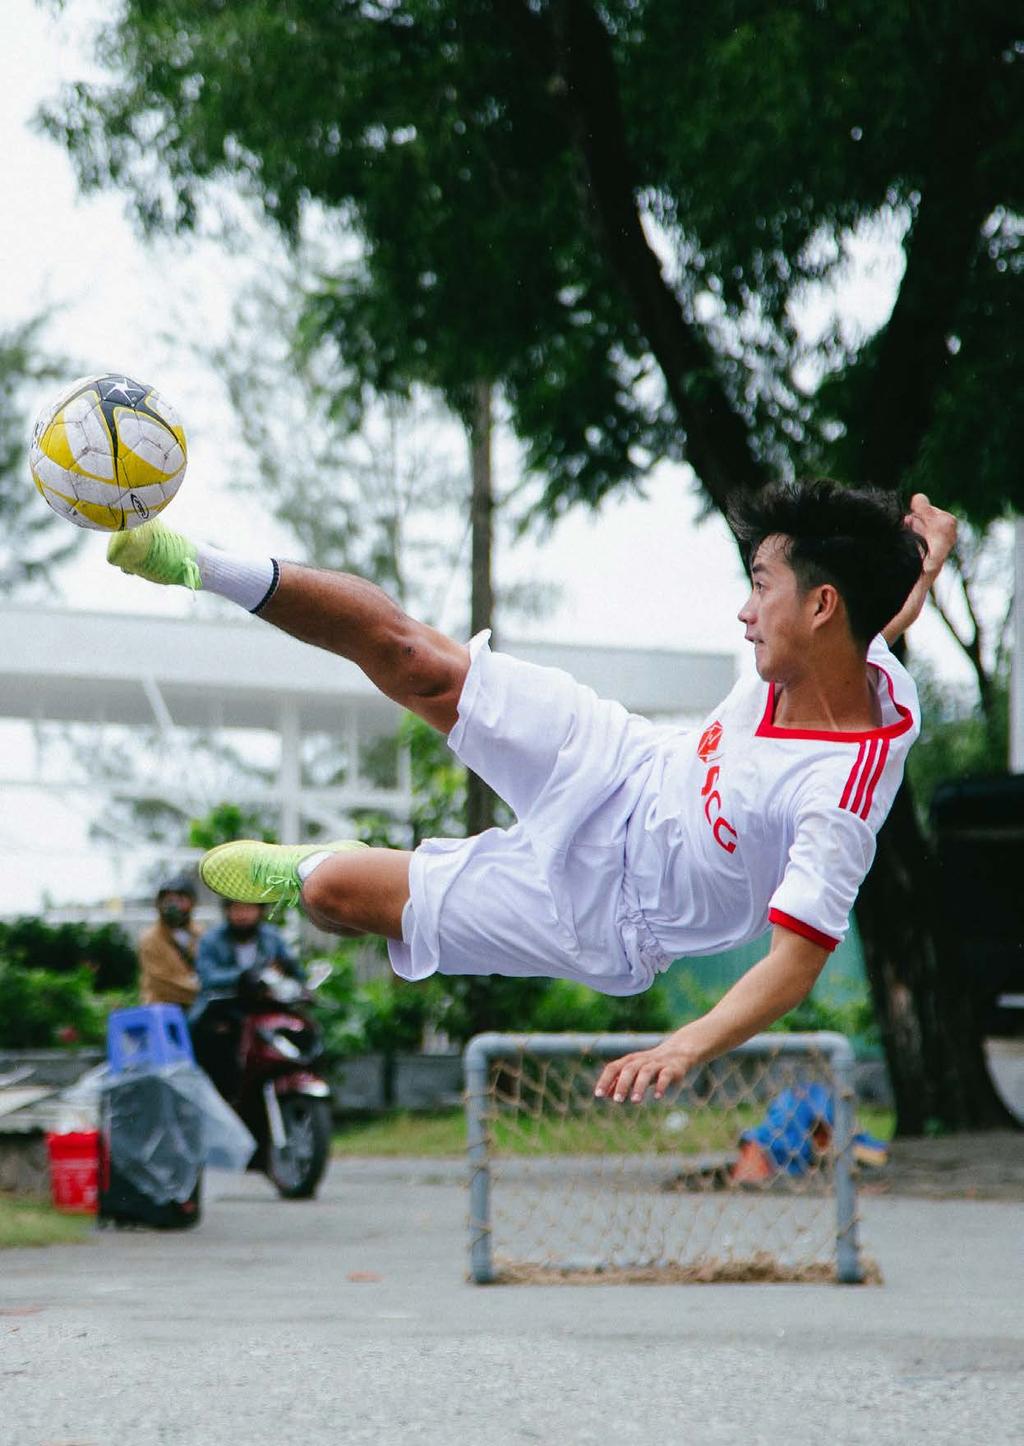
[{"left": 464, "top": 1032, "right": 865, "bottom": 1285}]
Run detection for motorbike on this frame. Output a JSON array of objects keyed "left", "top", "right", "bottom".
[{"left": 198, "top": 960, "right": 334, "bottom": 1199}]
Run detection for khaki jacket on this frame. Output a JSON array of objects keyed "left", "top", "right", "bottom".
[{"left": 138, "top": 920, "right": 203, "bottom": 1008}]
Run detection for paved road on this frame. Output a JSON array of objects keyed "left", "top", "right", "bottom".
[{"left": 2, "top": 1161, "right": 1021, "bottom": 1446}]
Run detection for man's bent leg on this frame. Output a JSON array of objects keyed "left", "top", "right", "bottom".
[
  {"left": 200, "top": 838, "right": 410, "bottom": 937},
  {"left": 299, "top": 849, "right": 411, "bottom": 940}
]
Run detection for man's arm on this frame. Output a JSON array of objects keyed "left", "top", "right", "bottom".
[
  {"left": 593, "top": 927, "right": 827, "bottom": 1103},
  {"left": 881, "top": 493, "right": 958, "bottom": 646}
]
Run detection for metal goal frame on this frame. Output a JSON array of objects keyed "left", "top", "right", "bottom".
[{"left": 464, "top": 1030, "right": 863, "bottom": 1285}]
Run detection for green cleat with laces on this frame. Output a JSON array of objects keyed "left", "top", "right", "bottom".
[
  {"left": 199, "top": 839, "right": 369, "bottom": 910},
  {"left": 107, "top": 518, "right": 202, "bottom": 590}
]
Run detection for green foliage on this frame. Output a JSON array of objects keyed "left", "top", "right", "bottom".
[
  {"left": 403, "top": 712, "right": 477, "bottom": 842},
  {"left": 525, "top": 979, "right": 674, "bottom": 1034},
  {"left": 350, "top": 712, "right": 469, "bottom": 850},
  {"left": 0, "top": 963, "right": 107, "bottom": 1049},
  {"left": 307, "top": 941, "right": 445, "bottom": 1058},
  {"left": 41, "top": 1, "right": 1024, "bottom": 525},
  {"left": 0, "top": 917, "right": 137, "bottom": 991},
  {"left": 669, "top": 968, "right": 878, "bottom": 1051},
  {"left": 0, "top": 316, "right": 82, "bottom": 593},
  {"left": 309, "top": 938, "right": 673, "bottom": 1055},
  {"left": 356, "top": 977, "right": 440, "bottom": 1055},
  {"left": 188, "top": 802, "right": 278, "bottom": 851},
  {"left": 906, "top": 663, "right": 1010, "bottom": 823}
]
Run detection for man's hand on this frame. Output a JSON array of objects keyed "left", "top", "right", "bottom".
[
  {"left": 594, "top": 1032, "right": 698, "bottom": 1104},
  {"left": 881, "top": 493, "right": 958, "bottom": 645},
  {"left": 906, "top": 492, "right": 958, "bottom": 582},
  {"left": 594, "top": 927, "right": 827, "bottom": 1104}
]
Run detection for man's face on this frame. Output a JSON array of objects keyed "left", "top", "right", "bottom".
[
  {"left": 158, "top": 892, "right": 193, "bottom": 927},
  {"left": 225, "top": 902, "right": 264, "bottom": 939},
  {"left": 737, "top": 535, "right": 817, "bottom": 682}
]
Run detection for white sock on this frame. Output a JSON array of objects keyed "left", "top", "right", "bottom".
[
  {"left": 196, "top": 545, "right": 279, "bottom": 613},
  {"left": 296, "top": 852, "right": 332, "bottom": 883}
]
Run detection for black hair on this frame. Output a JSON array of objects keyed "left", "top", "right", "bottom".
[{"left": 728, "top": 479, "right": 927, "bottom": 645}]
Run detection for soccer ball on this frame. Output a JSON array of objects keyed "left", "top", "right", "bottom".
[{"left": 29, "top": 373, "right": 187, "bottom": 531}]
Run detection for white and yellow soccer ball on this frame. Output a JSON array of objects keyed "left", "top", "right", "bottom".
[{"left": 29, "top": 373, "right": 187, "bottom": 531}]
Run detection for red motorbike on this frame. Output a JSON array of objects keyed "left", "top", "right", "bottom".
[{"left": 203, "top": 961, "right": 334, "bottom": 1199}]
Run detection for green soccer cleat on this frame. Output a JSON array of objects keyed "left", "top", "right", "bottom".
[
  {"left": 199, "top": 839, "right": 369, "bottom": 910},
  {"left": 107, "top": 518, "right": 202, "bottom": 590}
]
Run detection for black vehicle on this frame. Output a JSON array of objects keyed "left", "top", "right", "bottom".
[{"left": 932, "top": 774, "right": 1024, "bottom": 1037}]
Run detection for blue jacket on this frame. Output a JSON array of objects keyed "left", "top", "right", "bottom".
[{"left": 194, "top": 922, "right": 301, "bottom": 1001}]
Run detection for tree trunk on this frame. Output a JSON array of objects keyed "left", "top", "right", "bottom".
[
  {"left": 856, "top": 788, "right": 1015, "bottom": 1131},
  {"left": 466, "top": 379, "right": 498, "bottom": 838}
]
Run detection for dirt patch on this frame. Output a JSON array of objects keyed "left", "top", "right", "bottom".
[
  {"left": 492, "top": 1253, "right": 884, "bottom": 1286},
  {"left": 861, "top": 1130, "right": 1024, "bottom": 1201}
]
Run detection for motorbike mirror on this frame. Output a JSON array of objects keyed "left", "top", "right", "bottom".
[{"left": 305, "top": 960, "right": 334, "bottom": 992}]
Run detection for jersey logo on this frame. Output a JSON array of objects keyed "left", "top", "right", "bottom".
[
  {"left": 697, "top": 720, "right": 723, "bottom": 764},
  {"left": 700, "top": 764, "right": 738, "bottom": 854},
  {"left": 839, "top": 738, "right": 890, "bottom": 820}
]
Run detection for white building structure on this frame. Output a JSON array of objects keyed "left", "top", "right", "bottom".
[{"left": 0, "top": 606, "right": 736, "bottom": 917}]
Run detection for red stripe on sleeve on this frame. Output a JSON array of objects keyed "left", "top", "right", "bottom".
[
  {"left": 768, "top": 909, "right": 840, "bottom": 952},
  {"left": 858, "top": 738, "right": 889, "bottom": 820},
  {"left": 850, "top": 738, "right": 879, "bottom": 817},
  {"left": 839, "top": 741, "right": 866, "bottom": 810}
]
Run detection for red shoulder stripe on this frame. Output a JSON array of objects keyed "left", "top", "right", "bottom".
[
  {"left": 858, "top": 738, "right": 889, "bottom": 820},
  {"left": 850, "top": 738, "right": 880, "bottom": 817},
  {"left": 839, "top": 741, "right": 867, "bottom": 810}
]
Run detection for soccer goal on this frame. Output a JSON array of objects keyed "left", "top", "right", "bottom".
[{"left": 464, "top": 1031, "right": 865, "bottom": 1285}]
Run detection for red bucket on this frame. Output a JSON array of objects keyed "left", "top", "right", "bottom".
[{"left": 46, "top": 1130, "right": 99, "bottom": 1214}]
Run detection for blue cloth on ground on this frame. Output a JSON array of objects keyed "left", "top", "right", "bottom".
[{"left": 741, "top": 1081, "right": 834, "bottom": 1176}]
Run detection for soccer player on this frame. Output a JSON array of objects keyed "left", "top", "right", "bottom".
[{"left": 108, "top": 481, "right": 955, "bottom": 1102}]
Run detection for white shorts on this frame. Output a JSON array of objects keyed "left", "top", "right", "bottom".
[{"left": 387, "top": 633, "right": 674, "bottom": 996}]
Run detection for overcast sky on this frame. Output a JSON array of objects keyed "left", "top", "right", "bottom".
[{"left": 0, "top": 0, "right": 983, "bottom": 911}]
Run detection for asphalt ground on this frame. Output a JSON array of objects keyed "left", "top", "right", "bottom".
[{"left": 2, "top": 1160, "right": 1021, "bottom": 1446}]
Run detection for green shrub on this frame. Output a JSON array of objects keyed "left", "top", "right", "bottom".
[
  {"left": 526, "top": 979, "right": 674, "bottom": 1034},
  {"left": 0, "top": 963, "right": 107, "bottom": 1049},
  {"left": 0, "top": 917, "right": 137, "bottom": 991},
  {"left": 310, "top": 945, "right": 446, "bottom": 1059},
  {"left": 358, "top": 977, "right": 441, "bottom": 1054},
  {"left": 669, "top": 968, "right": 878, "bottom": 1049}
]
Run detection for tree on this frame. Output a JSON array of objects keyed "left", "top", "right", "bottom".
[
  {"left": 923, "top": 521, "right": 1015, "bottom": 761},
  {"left": 206, "top": 248, "right": 469, "bottom": 616},
  {"left": 43, "top": 0, "right": 1024, "bottom": 1129},
  {"left": 0, "top": 316, "right": 82, "bottom": 592}
]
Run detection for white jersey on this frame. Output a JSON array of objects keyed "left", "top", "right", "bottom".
[
  {"left": 390, "top": 633, "right": 920, "bottom": 996},
  {"left": 625, "top": 635, "right": 920, "bottom": 956}
]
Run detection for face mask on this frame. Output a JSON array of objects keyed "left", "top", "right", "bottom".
[
  {"left": 228, "top": 922, "right": 260, "bottom": 942},
  {"left": 159, "top": 904, "right": 190, "bottom": 928}
]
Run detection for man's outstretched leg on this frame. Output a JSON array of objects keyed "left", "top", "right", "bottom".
[{"left": 108, "top": 520, "right": 469, "bottom": 733}]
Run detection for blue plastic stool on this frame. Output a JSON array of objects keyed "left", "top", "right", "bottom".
[{"left": 107, "top": 1004, "right": 195, "bottom": 1074}]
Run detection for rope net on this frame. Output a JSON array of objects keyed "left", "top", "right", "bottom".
[{"left": 472, "top": 1042, "right": 868, "bottom": 1284}]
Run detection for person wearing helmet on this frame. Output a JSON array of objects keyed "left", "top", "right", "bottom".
[
  {"left": 137, "top": 873, "right": 203, "bottom": 1007},
  {"left": 189, "top": 897, "right": 302, "bottom": 1100}
]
